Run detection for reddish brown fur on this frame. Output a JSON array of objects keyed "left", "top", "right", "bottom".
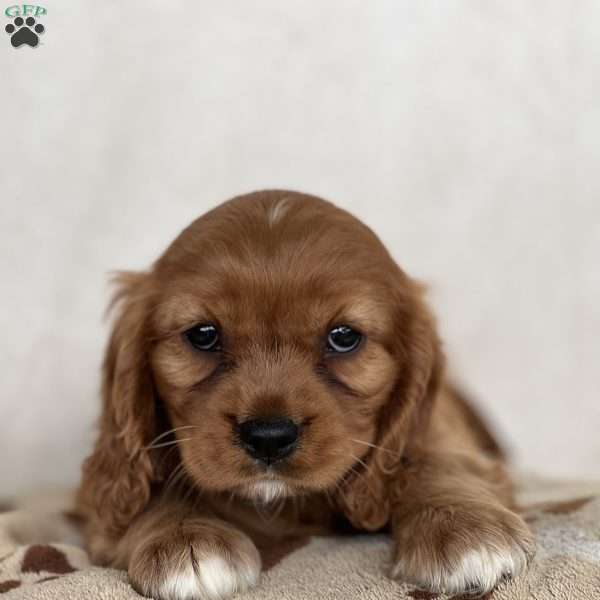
[{"left": 77, "top": 191, "right": 533, "bottom": 598}]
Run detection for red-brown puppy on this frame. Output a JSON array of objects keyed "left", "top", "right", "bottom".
[{"left": 78, "top": 190, "right": 533, "bottom": 599}]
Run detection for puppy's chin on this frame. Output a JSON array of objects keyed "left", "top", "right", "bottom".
[{"left": 239, "top": 480, "right": 291, "bottom": 504}]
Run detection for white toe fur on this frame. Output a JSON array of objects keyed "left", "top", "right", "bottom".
[
  {"left": 199, "top": 556, "right": 258, "bottom": 598},
  {"left": 443, "top": 544, "right": 528, "bottom": 593},
  {"left": 160, "top": 563, "right": 198, "bottom": 600},
  {"left": 160, "top": 554, "right": 260, "bottom": 600},
  {"left": 394, "top": 542, "right": 529, "bottom": 594}
]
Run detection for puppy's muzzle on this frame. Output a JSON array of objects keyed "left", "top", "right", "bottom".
[{"left": 238, "top": 418, "right": 299, "bottom": 465}]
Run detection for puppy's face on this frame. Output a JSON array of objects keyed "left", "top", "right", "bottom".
[{"left": 146, "top": 193, "right": 412, "bottom": 503}]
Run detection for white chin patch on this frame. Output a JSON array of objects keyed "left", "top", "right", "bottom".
[
  {"left": 160, "top": 556, "right": 259, "bottom": 600},
  {"left": 250, "top": 480, "right": 289, "bottom": 503}
]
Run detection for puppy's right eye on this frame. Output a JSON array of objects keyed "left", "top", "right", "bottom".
[{"left": 184, "top": 324, "right": 220, "bottom": 351}]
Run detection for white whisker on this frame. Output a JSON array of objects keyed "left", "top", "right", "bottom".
[
  {"left": 146, "top": 425, "right": 201, "bottom": 447},
  {"left": 351, "top": 438, "right": 400, "bottom": 457},
  {"left": 330, "top": 450, "right": 378, "bottom": 502},
  {"left": 143, "top": 437, "right": 195, "bottom": 450},
  {"left": 350, "top": 453, "right": 369, "bottom": 471},
  {"left": 164, "top": 462, "right": 189, "bottom": 494}
]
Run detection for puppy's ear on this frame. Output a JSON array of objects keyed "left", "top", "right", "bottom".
[
  {"left": 78, "top": 272, "right": 160, "bottom": 550},
  {"left": 338, "top": 280, "right": 444, "bottom": 530}
]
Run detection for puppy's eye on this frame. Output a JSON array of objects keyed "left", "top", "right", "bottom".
[
  {"left": 327, "top": 325, "right": 362, "bottom": 353},
  {"left": 184, "top": 324, "right": 220, "bottom": 351}
]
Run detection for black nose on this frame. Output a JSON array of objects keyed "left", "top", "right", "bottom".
[{"left": 238, "top": 418, "right": 299, "bottom": 464}]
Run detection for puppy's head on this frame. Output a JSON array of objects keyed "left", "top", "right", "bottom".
[{"left": 80, "top": 191, "right": 443, "bottom": 538}]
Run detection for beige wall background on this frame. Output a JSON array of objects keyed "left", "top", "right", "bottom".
[{"left": 1, "top": 1, "right": 598, "bottom": 496}]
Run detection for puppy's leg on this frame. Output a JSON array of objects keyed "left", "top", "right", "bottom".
[
  {"left": 390, "top": 451, "right": 534, "bottom": 595},
  {"left": 113, "top": 497, "right": 261, "bottom": 600}
]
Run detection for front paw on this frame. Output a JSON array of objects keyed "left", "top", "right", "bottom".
[
  {"left": 391, "top": 503, "right": 534, "bottom": 595},
  {"left": 129, "top": 518, "right": 261, "bottom": 600}
]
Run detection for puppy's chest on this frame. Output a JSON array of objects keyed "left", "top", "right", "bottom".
[{"left": 208, "top": 494, "right": 352, "bottom": 542}]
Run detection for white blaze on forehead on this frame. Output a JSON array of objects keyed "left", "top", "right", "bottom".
[{"left": 267, "top": 197, "right": 292, "bottom": 227}]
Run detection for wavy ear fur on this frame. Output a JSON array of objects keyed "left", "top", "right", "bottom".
[
  {"left": 78, "top": 272, "right": 160, "bottom": 560},
  {"left": 337, "top": 280, "right": 444, "bottom": 530}
]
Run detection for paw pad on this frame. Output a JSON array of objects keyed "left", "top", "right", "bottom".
[{"left": 5, "top": 17, "right": 45, "bottom": 48}]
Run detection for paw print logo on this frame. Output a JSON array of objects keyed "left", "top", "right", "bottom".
[{"left": 5, "top": 16, "right": 45, "bottom": 48}]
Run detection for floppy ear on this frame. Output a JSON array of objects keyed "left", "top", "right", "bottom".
[
  {"left": 78, "top": 272, "right": 161, "bottom": 552},
  {"left": 337, "top": 280, "right": 445, "bottom": 530}
]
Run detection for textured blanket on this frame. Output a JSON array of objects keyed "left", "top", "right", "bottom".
[{"left": 1, "top": 478, "right": 599, "bottom": 599}]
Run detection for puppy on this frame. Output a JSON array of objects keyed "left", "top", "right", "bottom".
[{"left": 77, "top": 190, "right": 534, "bottom": 599}]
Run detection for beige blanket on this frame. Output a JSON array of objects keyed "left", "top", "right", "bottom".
[{"left": 1, "top": 479, "right": 599, "bottom": 599}]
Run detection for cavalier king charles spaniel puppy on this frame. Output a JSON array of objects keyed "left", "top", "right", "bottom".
[{"left": 77, "top": 190, "right": 534, "bottom": 599}]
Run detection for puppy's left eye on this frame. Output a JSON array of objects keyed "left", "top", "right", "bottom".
[
  {"left": 327, "top": 325, "right": 362, "bottom": 353},
  {"left": 184, "top": 324, "right": 220, "bottom": 351}
]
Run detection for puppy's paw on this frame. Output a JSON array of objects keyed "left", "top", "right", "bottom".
[
  {"left": 129, "top": 518, "right": 261, "bottom": 600},
  {"left": 391, "top": 503, "right": 534, "bottom": 595}
]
